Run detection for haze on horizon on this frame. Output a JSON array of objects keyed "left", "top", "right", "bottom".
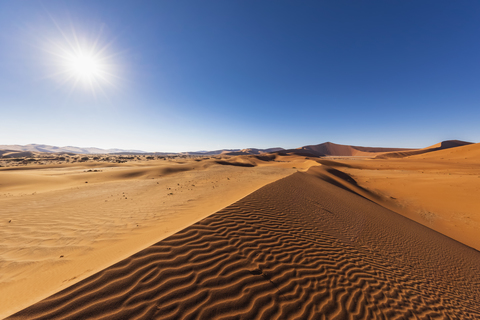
[{"left": 1, "top": 1, "right": 479, "bottom": 153}]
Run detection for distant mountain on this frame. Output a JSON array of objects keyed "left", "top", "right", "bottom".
[
  {"left": 0, "top": 144, "right": 147, "bottom": 155},
  {"left": 180, "top": 149, "right": 241, "bottom": 156},
  {"left": 374, "top": 140, "right": 473, "bottom": 159},
  {"left": 280, "top": 142, "right": 415, "bottom": 157},
  {"left": 181, "top": 147, "right": 284, "bottom": 156},
  {"left": 222, "top": 147, "right": 285, "bottom": 155}
]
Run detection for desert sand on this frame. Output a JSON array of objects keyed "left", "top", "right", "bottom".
[
  {"left": 2, "top": 144, "right": 480, "bottom": 319},
  {"left": 0, "top": 155, "right": 311, "bottom": 318},
  {"left": 322, "top": 142, "right": 480, "bottom": 251}
]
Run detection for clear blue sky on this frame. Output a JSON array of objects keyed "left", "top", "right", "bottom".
[{"left": 1, "top": 1, "right": 479, "bottom": 152}]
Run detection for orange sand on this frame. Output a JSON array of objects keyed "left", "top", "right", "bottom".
[
  {"left": 0, "top": 157, "right": 314, "bottom": 318},
  {"left": 2, "top": 144, "right": 480, "bottom": 319},
  {"left": 8, "top": 166, "right": 480, "bottom": 319},
  {"left": 324, "top": 142, "right": 480, "bottom": 251}
]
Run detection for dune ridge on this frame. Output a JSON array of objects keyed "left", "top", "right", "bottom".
[
  {"left": 374, "top": 140, "right": 472, "bottom": 159},
  {"left": 407, "top": 140, "right": 480, "bottom": 161},
  {"left": 279, "top": 142, "right": 415, "bottom": 157},
  {"left": 9, "top": 167, "right": 480, "bottom": 319}
]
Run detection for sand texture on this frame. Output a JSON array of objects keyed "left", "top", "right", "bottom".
[
  {"left": 8, "top": 167, "right": 480, "bottom": 319},
  {"left": 0, "top": 157, "right": 304, "bottom": 318}
]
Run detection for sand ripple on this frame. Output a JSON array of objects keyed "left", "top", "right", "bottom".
[{"left": 9, "top": 168, "right": 480, "bottom": 319}]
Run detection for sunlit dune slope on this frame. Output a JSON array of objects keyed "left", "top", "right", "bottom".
[{"left": 9, "top": 166, "right": 480, "bottom": 319}]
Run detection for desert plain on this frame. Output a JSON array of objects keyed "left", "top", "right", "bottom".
[{"left": 1, "top": 141, "right": 480, "bottom": 319}]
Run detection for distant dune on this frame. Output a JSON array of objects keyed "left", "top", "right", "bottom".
[
  {"left": 406, "top": 140, "right": 478, "bottom": 160},
  {"left": 0, "top": 150, "right": 36, "bottom": 158},
  {"left": 374, "top": 140, "right": 472, "bottom": 159},
  {"left": 279, "top": 142, "right": 415, "bottom": 157}
]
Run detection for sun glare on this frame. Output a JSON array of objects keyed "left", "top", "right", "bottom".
[
  {"left": 44, "top": 25, "right": 119, "bottom": 97},
  {"left": 68, "top": 52, "right": 101, "bottom": 80}
]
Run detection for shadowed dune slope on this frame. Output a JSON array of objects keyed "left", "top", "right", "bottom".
[
  {"left": 9, "top": 167, "right": 480, "bottom": 319},
  {"left": 427, "top": 140, "right": 473, "bottom": 149}
]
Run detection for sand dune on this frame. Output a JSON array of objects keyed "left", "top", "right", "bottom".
[
  {"left": 1, "top": 158, "right": 313, "bottom": 318},
  {"left": 281, "top": 142, "right": 415, "bottom": 157},
  {"left": 0, "top": 150, "right": 37, "bottom": 158},
  {"left": 407, "top": 140, "right": 480, "bottom": 161},
  {"left": 375, "top": 140, "right": 472, "bottom": 159},
  {"left": 8, "top": 166, "right": 480, "bottom": 319},
  {"left": 3, "top": 145, "right": 480, "bottom": 319},
  {"left": 324, "top": 142, "right": 480, "bottom": 251}
]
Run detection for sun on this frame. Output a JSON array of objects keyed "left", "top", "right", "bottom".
[
  {"left": 68, "top": 52, "right": 101, "bottom": 81},
  {"left": 44, "top": 28, "right": 119, "bottom": 96},
  {"left": 57, "top": 43, "right": 114, "bottom": 91}
]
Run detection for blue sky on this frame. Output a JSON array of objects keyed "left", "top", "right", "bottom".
[{"left": 1, "top": 1, "right": 479, "bottom": 152}]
